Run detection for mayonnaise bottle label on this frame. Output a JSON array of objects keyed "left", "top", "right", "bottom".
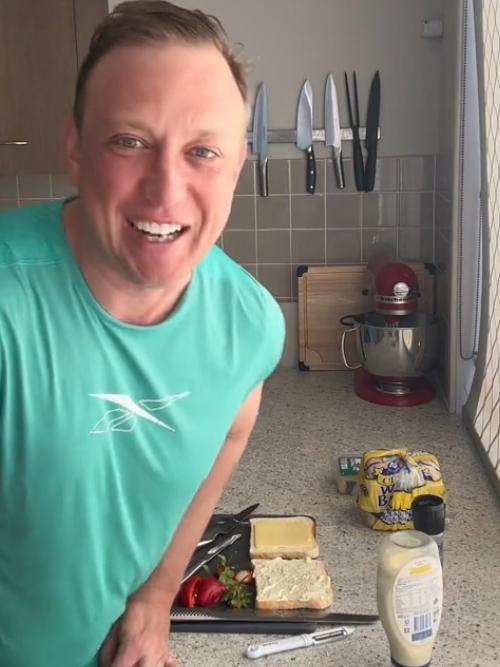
[{"left": 393, "top": 556, "right": 443, "bottom": 644}]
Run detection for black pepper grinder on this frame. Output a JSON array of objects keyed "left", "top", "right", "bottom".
[{"left": 411, "top": 494, "right": 446, "bottom": 565}]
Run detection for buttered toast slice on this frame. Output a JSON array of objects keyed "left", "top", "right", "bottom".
[
  {"left": 249, "top": 516, "right": 319, "bottom": 559},
  {"left": 252, "top": 557, "right": 333, "bottom": 610}
]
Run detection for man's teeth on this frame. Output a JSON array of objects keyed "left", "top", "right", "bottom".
[
  {"left": 130, "top": 220, "right": 184, "bottom": 242},
  {"left": 133, "top": 221, "right": 182, "bottom": 235}
]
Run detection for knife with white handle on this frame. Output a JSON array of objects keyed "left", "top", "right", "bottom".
[
  {"left": 325, "top": 74, "right": 345, "bottom": 189},
  {"left": 296, "top": 80, "right": 316, "bottom": 194},
  {"left": 252, "top": 83, "right": 269, "bottom": 197},
  {"left": 246, "top": 626, "right": 355, "bottom": 659}
]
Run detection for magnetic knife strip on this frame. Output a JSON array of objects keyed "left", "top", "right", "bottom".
[{"left": 245, "top": 127, "right": 379, "bottom": 144}]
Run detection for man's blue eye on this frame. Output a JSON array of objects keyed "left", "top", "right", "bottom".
[
  {"left": 117, "top": 137, "right": 143, "bottom": 149},
  {"left": 192, "top": 147, "right": 216, "bottom": 159}
]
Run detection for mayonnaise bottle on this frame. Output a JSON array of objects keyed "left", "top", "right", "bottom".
[{"left": 377, "top": 530, "right": 443, "bottom": 667}]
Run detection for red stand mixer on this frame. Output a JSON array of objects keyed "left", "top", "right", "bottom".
[{"left": 341, "top": 255, "right": 439, "bottom": 406}]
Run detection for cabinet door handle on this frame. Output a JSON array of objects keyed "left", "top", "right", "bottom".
[{"left": 0, "top": 140, "right": 29, "bottom": 145}]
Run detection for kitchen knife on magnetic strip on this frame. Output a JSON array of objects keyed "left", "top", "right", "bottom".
[
  {"left": 296, "top": 80, "right": 316, "bottom": 194},
  {"left": 324, "top": 74, "right": 345, "bottom": 189},
  {"left": 252, "top": 83, "right": 269, "bottom": 196},
  {"left": 344, "top": 72, "right": 365, "bottom": 191},
  {"left": 364, "top": 71, "right": 381, "bottom": 192}
]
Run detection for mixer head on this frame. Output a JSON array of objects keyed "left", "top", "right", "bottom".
[{"left": 373, "top": 262, "right": 419, "bottom": 317}]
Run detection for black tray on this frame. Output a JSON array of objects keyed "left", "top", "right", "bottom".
[
  {"left": 170, "top": 513, "right": 378, "bottom": 634},
  {"left": 171, "top": 619, "right": 319, "bottom": 634}
]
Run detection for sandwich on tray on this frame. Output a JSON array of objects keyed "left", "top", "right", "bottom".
[
  {"left": 249, "top": 516, "right": 333, "bottom": 611},
  {"left": 249, "top": 516, "right": 319, "bottom": 559},
  {"left": 252, "top": 556, "right": 333, "bottom": 610}
]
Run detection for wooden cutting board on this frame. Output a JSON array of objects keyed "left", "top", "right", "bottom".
[{"left": 297, "top": 263, "right": 436, "bottom": 371}]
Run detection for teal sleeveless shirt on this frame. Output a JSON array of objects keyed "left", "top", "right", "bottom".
[{"left": 0, "top": 201, "right": 285, "bottom": 666}]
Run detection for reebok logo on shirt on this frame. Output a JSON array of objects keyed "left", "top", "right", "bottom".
[{"left": 88, "top": 392, "right": 189, "bottom": 434}]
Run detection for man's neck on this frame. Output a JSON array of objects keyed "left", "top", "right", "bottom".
[
  {"left": 82, "top": 271, "right": 188, "bottom": 325},
  {"left": 62, "top": 200, "right": 189, "bottom": 326}
]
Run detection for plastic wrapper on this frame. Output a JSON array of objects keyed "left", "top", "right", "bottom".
[{"left": 356, "top": 448, "right": 445, "bottom": 530}]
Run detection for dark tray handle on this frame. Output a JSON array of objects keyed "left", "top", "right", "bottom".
[{"left": 171, "top": 620, "right": 319, "bottom": 634}]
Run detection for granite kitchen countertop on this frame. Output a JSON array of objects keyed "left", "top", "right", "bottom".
[{"left": 170, "top": 369, "right": 500, "bottom": 667}]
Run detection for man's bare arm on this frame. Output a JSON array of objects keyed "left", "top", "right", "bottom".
[
  {"left": 100, "top": 382, "right": 263, "bottom": 667},
  {"left": 136, "top": 381, "right": 263, "bottom": 603}
]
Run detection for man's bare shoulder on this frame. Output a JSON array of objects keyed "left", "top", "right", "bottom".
[{"left": 0, "top": 201, "right": 66, "bottom": 267}]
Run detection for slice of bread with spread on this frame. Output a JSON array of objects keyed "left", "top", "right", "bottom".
[
  {"left": 249, "top": 516, "right": 319, "bottom": 559},
  {"left": 252, "top": 557, "right": 333, "bottom": 610}
]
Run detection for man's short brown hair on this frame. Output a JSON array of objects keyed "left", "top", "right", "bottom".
[{"left": 73, "top": 0, "right": 248, "bottom": 130}]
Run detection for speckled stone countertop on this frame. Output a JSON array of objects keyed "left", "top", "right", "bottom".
[{"left": 170, "top": 369, "right": 500, "bottom": 667}]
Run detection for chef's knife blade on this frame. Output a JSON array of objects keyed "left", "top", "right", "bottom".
[
  {"left": 171, "top": 607, "right": 379, "bottom": 625},
  {"left": 296, "top": 80, "right": 316, "bottom": 194},
  {"left": 182, "top": 533, "right": 242, "bottom": 583},
  {"left": 324, "top": 74, "right": 345, "bottom": 189},
  {"left": 197, "top": 502, "right": 260, "bottom": 548},
  {"left": 252, "top": 83, "right": 269, "bottom": 197},
  {"left": 364, "top": 71, "right": 381, "bottom": 192}
]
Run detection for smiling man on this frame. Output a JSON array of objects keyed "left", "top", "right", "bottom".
[{"left": 0, "top": 3, "right": 284, "bottom": 667}]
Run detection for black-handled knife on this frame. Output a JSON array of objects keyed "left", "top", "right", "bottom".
[
  {"left": 296, "top": 80, "right": 316, "bottom": 194},
  {"left": 344, "top": 72, "right": 365, "bottom": 192},
  {"left": 364, "top": 71, "right": 381, "bottom": 192},
  {"left": 304, "top": 145, "right": 316, "bottom": 194}
]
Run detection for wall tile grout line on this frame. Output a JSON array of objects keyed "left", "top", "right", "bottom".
[
  {"left": 218, "top": 225, "right": 412, "bottom": 233},
  {"left": 396, "top": 158, "right": 401, "bottom": 257},
  {"left": 360, "top": 188, "right": 364, "bottom": 262},
  {"left": 288, "top": 159, "right": 293, "bottom": 298},
  {"left": 432, "top": 155, "right": 437, "bottom": 264},
  {"left": 323, "top": 159, "right": 327, "bottom": 264}
]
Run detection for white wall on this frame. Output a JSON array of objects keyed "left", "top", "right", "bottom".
[
  {"left": 108, "top": 0, "right": 444, "bottom": 158},
  {"left": 454, "top": 0, "right": 481, "bottom": 412},
  {"left": 435, "top": 0, "right": 461, "bottom": 409},
  {"left": 435, "top": 0, "right": 481, "bottom": 414}
]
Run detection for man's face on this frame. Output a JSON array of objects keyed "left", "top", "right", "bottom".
[{"left": 65, "top": 42, "right": 247, "bottom": 290}]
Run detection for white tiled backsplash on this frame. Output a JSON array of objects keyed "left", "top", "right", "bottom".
[{"left": 0, "top": 155, "right": 438, "bottom": 301}]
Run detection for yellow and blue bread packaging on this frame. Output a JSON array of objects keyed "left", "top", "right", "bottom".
[{"left": 356, "top": 448, "right": 446, "bottom": 530}]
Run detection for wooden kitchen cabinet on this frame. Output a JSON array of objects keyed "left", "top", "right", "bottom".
[{"left": 0, "top": 0, "right": 107, "bottom": 174}]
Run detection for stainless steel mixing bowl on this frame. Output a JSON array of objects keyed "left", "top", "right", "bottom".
[{"left": 341, "top": 312, "right": 439, "bottom": 377}]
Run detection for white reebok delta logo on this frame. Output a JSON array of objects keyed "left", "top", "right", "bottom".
[{"left": 89, "top": 392, "right": 189, "bottom": 434}]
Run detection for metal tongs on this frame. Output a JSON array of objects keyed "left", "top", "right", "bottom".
[
  {"left": 344, "top": 70, "right": 381, "bottom": 191},
  {"left": 344, "top": 71, "right": 365, "bottom": 191},
  {"left": 196, "top": 502, "right": 259, "bottom": 548}
]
